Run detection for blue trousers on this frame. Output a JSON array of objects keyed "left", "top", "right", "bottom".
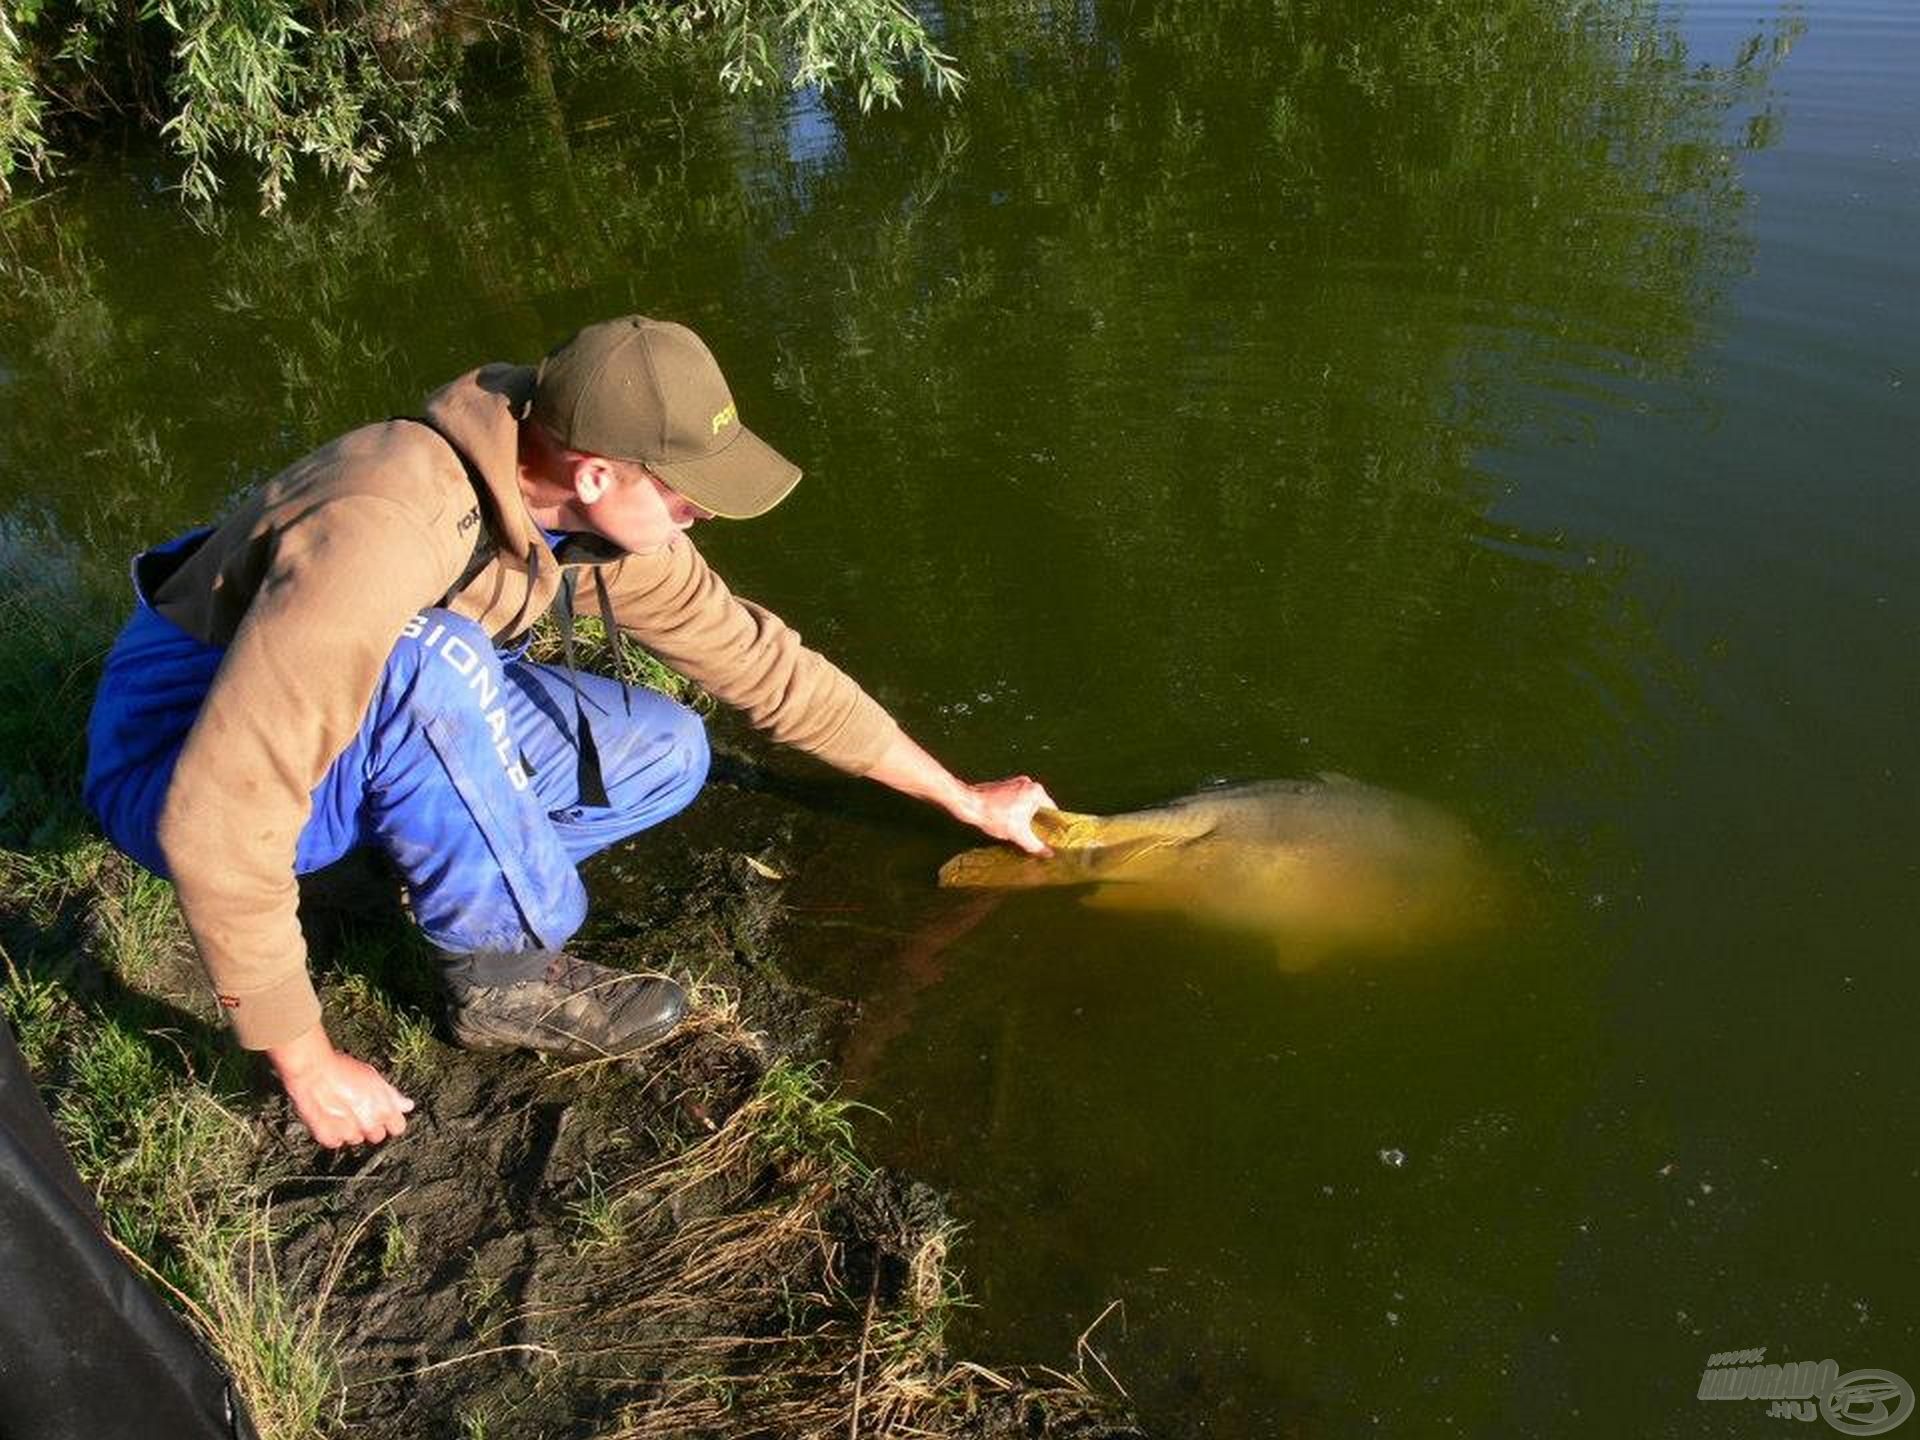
[{"left": 84, "top": 535, "right": 709, "bottom": 957}]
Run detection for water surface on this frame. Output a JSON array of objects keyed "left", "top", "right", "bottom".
[{"left": 2, "top": 1, "right": 1915, "bottom": 1434}]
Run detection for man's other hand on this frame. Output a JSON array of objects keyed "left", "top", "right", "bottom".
[
  {"left": 960, "top": 775, "right": 1058, "bottom": 856},
  {"left": 267, "top": 1023, "right": 415, "bottom": 1148}
]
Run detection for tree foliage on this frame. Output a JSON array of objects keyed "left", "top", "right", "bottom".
[{"left": 0, "top": 0, "right": 959, "bottom": 207}]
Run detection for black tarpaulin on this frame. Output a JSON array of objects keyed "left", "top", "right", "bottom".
[{"left": 0, "top": 1020, "right": 257, "bottom": 1440}]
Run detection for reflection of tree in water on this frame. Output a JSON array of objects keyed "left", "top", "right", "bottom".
[
  {"left": 0, "top": 2, "right": 1794, "bottom": 796},
  {"left": 765, "top": 0, "right": 1798, "bottom": 808}
]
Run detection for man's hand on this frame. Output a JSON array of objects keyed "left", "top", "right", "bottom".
[
  {"left": 266, "top": 1023, "right": 415, "bottom": 1149},
  {"left": 865, "top": 731, "right": 1058, "bottom": 855},
  {"left": 954, "top": 775, "right": 1058, "bottom": 856}
]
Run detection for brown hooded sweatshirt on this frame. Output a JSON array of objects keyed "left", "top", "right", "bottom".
[{"left": 147, "top": 364, "right": 900, "bottom": 1050}]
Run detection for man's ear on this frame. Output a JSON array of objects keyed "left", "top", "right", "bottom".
[{"left": 573, "top": 456, "right": 618, "bottom": 506}]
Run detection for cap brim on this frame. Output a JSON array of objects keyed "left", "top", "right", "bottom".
[{"left": 650, "top": 424, "right": 802, "bottom": 520}]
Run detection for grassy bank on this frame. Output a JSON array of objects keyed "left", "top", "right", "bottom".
[{"left": 0, "top": 573, "right": 1138, "bottom": 1438}]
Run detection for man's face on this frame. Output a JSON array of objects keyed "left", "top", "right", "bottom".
[{"left": 581, "top": 465, "right": 714, "bottom": 555}]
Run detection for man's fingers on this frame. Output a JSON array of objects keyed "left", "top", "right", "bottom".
[
  {"left": 348, "top": 1091, "right": 410, "bottom": 1141},
  {"left": 1012, "top": 817, "right": 1052, "bottom": 857},
  {"left": 1019, "top": 781, "right": 1056, "bottom": 854}
]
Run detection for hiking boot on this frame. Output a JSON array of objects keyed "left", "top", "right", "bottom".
[{"left": 443, "top": 950, "right": 687, "bottom": 1059}]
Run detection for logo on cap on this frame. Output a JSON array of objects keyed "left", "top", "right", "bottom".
[{"left": 710, "top": 403, "right": 737, "bottom": 436}]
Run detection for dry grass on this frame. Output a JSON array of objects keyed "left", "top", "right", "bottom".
[{"left": 545, "top": 1058, "right": 1130, "bottom": 1439}]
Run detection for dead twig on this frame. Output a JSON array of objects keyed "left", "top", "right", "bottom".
[
  {"left": 1075, "top": 1299, "right": 1130, "bottom": 1400},
  {"left": 348, "top": 1342, "right": 560, "bottom": 1386}
]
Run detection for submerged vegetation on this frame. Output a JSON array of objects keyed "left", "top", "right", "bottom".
[{"left": 0, "top": 0, "right": 960, "bottom": 207}]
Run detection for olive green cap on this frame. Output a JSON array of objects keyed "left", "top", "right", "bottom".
[{"left": 532, "top": 316, "right": 801, "bottom": 519}]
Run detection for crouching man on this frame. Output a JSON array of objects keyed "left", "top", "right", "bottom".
[{"left": 84, "top": 316, "right": 1053, "bottom": 1148}]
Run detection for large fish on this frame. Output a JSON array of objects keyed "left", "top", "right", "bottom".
[{"left": 937, "top": 777, "right": 1497, "bottom": 965}]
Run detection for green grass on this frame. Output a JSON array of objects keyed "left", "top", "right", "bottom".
[
  {"left": 525, "top": 612, "right": 710, "bottom": 712},
  {"left": 0, "top": 949, "right": 73, "bottom": 1072},
  {"left": 182, "top": 1202, "right": 353, "bottom": 1439},
  {"left": 567, "top": 1164, "right": 632, "bottom": 1256},
  {"left": 751, "top": 1059, "right": 880, "bottom": 1182},
  {"left": 378, "top": 1215, "right": 417, "bottom": 1280},
  {"left": 460, "top": 1262, "right": 508, "bottom": 1330},
  {"left": 4, "top": 953, "right": 352, "bottom": 1437},
  {"left": 90, "top": 864, "right": 181, "bottom": 982},
  {"left": 387, "top": 1007, "right": 439, "bottom": 1078}
]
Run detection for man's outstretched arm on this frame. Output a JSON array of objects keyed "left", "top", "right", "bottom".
[
  {"left": 862, "top": 729, "right": 1057, "bottom": 856},
  {"left": 603, "top": 540, "right": 1057, "bottom": 850}
]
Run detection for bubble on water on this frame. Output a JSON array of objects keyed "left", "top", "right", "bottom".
[{"left": 1378, "top": 1147, "right": 1407, "bottom": 1168}]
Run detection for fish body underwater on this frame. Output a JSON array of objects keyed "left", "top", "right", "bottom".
[{"left": 937, "top": 777, "right": 1497, "bottom": 966}]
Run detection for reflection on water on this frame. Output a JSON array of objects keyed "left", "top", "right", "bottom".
[{"left": 6, "top": 0, "right": 1914, "bottom": 1435}]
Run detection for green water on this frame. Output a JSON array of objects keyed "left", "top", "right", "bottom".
[{"left": 3, "top": 0, "right": 1916, "bottom": 1434}]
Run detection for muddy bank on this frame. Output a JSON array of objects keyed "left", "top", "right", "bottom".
[
  {"left": 294, "top": 772, "right": 1142, "bottom": 1437},
  {"left": 4, "top": 742, "right": 1141, "bottom": 1438}
]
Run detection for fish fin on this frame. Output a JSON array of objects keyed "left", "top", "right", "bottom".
[
  {"left": 1038, "top": 807, "right": 1214, "bottom": 850},
  {"left": 1031, "top": 808, "right": 1106, "bottom": 850},
  {"left": 1084, "top": 835, "right": 1183, "bottom": 873}
]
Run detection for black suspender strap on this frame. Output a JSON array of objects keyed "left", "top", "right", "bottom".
[
  {"left": 555, "top": 572, "right": 611, "bottom": 808},
  {"left": 591, "top": 566, "right": 634, "bottom": 718}
]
